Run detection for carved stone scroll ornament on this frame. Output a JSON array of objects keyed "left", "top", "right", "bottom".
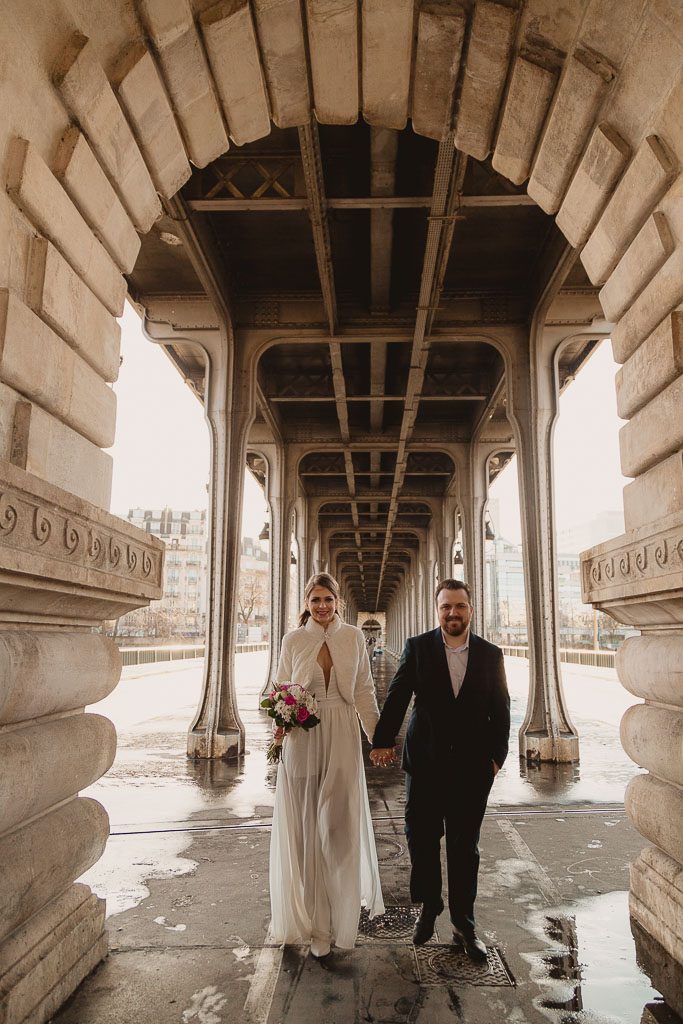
[
  {"left": 0, "top": 493, "right": 18, "bottom": 535},
  {"left": 32, "top": 507, "right": 51, "bottom": 545},
  {"left": 0, "top": 476, "right": 163, "bottom": 593},
  {"left": 581, "top": 514, "right": 683, "bottom": 605}
]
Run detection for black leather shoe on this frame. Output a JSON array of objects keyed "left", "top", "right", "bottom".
[
  {"left": 412, "top": 899, "right": 444, "bottom": 945},
  {"left": 452, "top": 925, "right": 488, "bottom": 962}
]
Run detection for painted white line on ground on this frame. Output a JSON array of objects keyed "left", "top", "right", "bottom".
[
  {"left": 242, "top": 926, "right": 283, "bottom": 1024},
  {"left": 497, "top": 818, "right": 563, "bottom": 905}
]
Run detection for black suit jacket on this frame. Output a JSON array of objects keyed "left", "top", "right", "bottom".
[{"left": 372, "top": 629, "right": 510, "bottom": 777}]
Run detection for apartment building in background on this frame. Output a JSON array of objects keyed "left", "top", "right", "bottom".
[{"left": 117, "top": 508, "right": 208, "bottom": 637}]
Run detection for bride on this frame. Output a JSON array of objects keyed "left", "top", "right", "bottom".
[{"left": 269, "top": 572, "right": 385, "bottom": 958}]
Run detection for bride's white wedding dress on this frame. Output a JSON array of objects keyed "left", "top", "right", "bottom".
[{"left": 269, "top": 662, "right": 385, "bottom": 950}]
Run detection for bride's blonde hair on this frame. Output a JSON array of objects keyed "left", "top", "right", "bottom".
[{"left": 299, "top": 573, "right": 341, "bottom": 627}]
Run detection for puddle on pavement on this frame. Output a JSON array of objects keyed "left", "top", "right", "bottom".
[
  {"left": 77, "top": 832, "right": 198, "bottom": 918},
  {"left": 524, "top": 890, "right": 660, "bottom": 1023}
]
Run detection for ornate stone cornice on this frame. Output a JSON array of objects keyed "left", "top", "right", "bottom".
[
  {"left": 581, "top": 511, "right": 683, "bottom": 624},
  {"left": 0, "top": 462, "right": 164, "bottom": 622}
]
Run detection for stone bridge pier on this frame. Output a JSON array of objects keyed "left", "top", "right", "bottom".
[{"left": 0, "top": 1, "right": 681, "bottom": 1019}]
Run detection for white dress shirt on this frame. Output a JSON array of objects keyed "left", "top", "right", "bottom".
[{"left": 441, "top": 628, "right": 470, "bottom": 698}]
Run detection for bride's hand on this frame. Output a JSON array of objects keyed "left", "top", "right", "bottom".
[
  {"left": 273, "top": 724, "right": 285, "bottom": 740},
  {"left": 370, "top": 747, "right": 397, "bottom": 767}
]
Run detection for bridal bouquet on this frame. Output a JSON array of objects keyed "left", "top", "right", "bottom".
[{"left": 261, "top": 682, "right": 321, "bottom": 764}]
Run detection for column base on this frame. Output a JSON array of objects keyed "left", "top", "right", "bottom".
[
  {"left": 187, "top": 725, "right": 243, "bottom": 759},
  {"left": 630, "top": 847, "right": 683, "bottom": 1017},
  {"left": 640, "top": 1002, "right": 683, "bottom": 1024},
  {"left": 519, "top": 729, "right": 580, "bottom": 763},
  {"left": 0, "top": 883, "right": 106, "bottom": 1024}
]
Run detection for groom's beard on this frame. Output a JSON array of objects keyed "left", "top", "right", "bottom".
[{"left": 443, "top": 618, "right": 468, "bottom": 636}]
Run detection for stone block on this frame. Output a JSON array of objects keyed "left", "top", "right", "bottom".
[
  {"left": 53, "top": 127, "right": 141, "bottom": 274},
  {"left": 412, "top": 1, "right": 465, "bottom": 141},
  {"left": 619, "top": 373, "right": 683, "bottom": 478},
  {"left": 610, "top": 247, "right": 683, "bottom": 363},
  {"left": 556, "top": 122, "right": 630, "bottom": 247},
  {"left": 0, "top": 714, "right": 116, "bottom": 834},
  {"left": 528, "top": 48, "right": 614, "bottom": 214},
  {"left": 28, "top": 238, "right": 121, "bottom": 383},
  {"left": 113, "top": 43, "right": 191, "bottom": 199},
  {"left": 137, "top": 0, "right": 194, "bottom": 46},
  {"left": 53, "top": 32, "right": 162, "bottom": 233},
  {"left": 624, "top": 451, "right": 683, "bottom": 532},
  {"left": 492, "top": 56, "right": 556, "bottom": 186},
  {"left": 630, "top": 848, "right": 683, "bottom": 970},
  {"left": 0, "top": 798, "right": 109, "bottom": 943},
  {"left": 0, "top": 290, "right": 117, "bottom": 449},
  {"left": 253, "top": 0, "right": 311, "bottom": 129},
  {"left": 0, "top": 381, "right": 15, "bottom": 463},
  {"left": 0, "top": 630, "right": 121, "bottom": 726},
  {"left": 25, "top": 401, "right": 114, "bottom": 509},
  {"left": 304, "top": 0, "right": 358, "bottom": 125},
  {"left": 616, "top": 633, "right": 683, "bottom": 707},
  {"left": 0, "top": 379, "right": 112, "bottom": 507},
  {"left": 599, "top": 212, "right": 675, "bottom": 322},
  {"left": 361, "top": 0, "right": 413, "bottom": 130},
  {"left": 581, "top": 135, "right": 677, "bottom": 285},
  {"left": 616, "top": 312, "right": 683, "bottom": 418},
  {"left": 200, "top": 1, "right": 272, "bottom": 145},
  {"left": 621, "top": 704, "right": 683, "bottom": 787},
  {"left": 6, "top": 139, "right": 126, "bottom": 317},
  {"left": 454, "top": 0, "right": 518, "bottom": 162},
  {"left": 625, "top": 773, "right": 683, "bottom": 868},
  {"left": 139, "top": 0, "right": 229, "bottom": 167},
  {"left": 631, "top": 914, "right": 683, "bottom": 1019},
  {"left": 0, "top": 884, "right": 106, "bottom": 1024},
  {"left": 654, "top": 61, "right": 683, "bottom": 167}
]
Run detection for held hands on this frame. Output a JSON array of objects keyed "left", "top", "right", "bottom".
[{"left": 370, "top": 746, "right": 398, "bottom": 768}]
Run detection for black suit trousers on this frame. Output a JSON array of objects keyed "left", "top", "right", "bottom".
[{"left": 404, "top": 760, "right": 494, "bottom": 931}]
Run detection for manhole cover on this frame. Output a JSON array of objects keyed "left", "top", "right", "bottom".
[
  {"left": 374, "top": 834, "right": 405, "bottom": 862},
  {"left": 358, "top": 906, "right": 440, "bottom": 944},
  {"left": 413, "top": 944, "right": 515, "bottom": 987}
]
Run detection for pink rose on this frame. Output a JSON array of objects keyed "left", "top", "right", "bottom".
[
  {"left": 297, "top": 707, "right": 310, "bottom": 723},
  {"left": 284, "top": 694, "right": 296, "bottom": 706},
  {"left": 279, "top": 684, "right": 290, "bottom": 690},
  {"left": 269, "top": 691, "right": 277, "bottom": 700}
]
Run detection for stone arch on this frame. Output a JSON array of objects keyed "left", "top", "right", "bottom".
[{"left": 1, "top": 3, "right": 682, "bottom": 1021}]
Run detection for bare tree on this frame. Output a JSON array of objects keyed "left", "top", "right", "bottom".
[{"left": 238, "top": 570, "right": 268, "bottom": 626}]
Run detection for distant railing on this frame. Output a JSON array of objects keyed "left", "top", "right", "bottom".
[
  {"left": 120, "top": 645, "right": 205, "bottom": 666},
  {"left": 120, "top": 642, "right": 269, "bottom": 667},
  {"left": 500, "top": 645, "right": 617, "bottom": 669}
]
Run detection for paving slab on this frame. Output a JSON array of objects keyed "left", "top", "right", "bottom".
[{"left": 49, "top": 651, "right": 677, "bottom": 1024}]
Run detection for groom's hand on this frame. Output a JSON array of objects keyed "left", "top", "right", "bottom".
[{"left": 370, "top": 747, "right": 397, "bottom": 767}]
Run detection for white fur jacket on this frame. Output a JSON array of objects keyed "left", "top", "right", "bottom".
[{"left": 275, "top": 615, "right": 380, "bottom": 742}]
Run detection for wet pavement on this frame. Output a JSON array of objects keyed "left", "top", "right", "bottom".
[{"left": 51, "top": 651, "right": 676, "bottom": 1024}]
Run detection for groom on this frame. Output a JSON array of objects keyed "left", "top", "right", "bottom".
[{"left": 370, "top": 579, "right": 510, "bottom": 959}]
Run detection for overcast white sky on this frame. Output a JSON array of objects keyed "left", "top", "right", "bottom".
[{"left": 110, "top": 302, "right": 628, "bottom": 540}]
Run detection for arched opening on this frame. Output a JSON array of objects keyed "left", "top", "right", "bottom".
[{"left": 1, "top": 3, "right": 681, "bottom": 1019}]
